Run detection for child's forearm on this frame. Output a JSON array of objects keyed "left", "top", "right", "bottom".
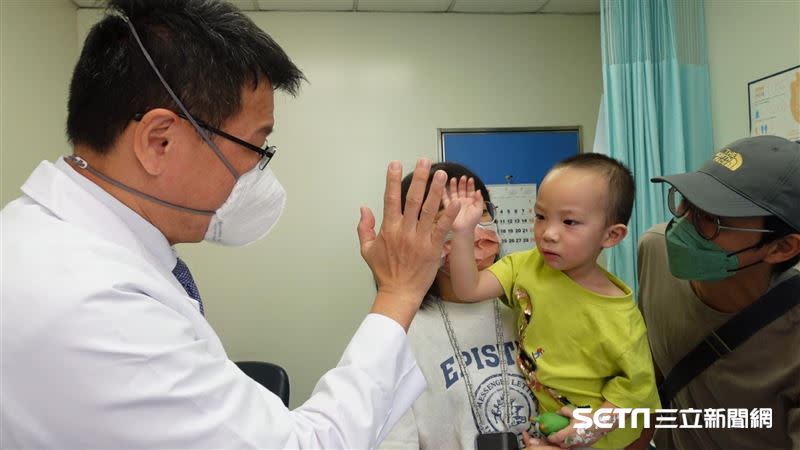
[
  {"left": 559, "top": 401, "right": 622, "bottom": 448},
  {"left": 449, "top": 230, "right": 483, "bottom": 301},
  {"left": 553, "top": 400, "right": 624, "bottom": 448},
  {"left": 597, "top": 401, "right": 621, "bottom": 431}
]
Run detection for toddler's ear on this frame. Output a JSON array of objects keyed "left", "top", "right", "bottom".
[{"left": 601, "top": 224, "right": 628, "bottom": 248}]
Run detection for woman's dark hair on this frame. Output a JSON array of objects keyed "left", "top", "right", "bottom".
[
  {"left": 400, "top": 161, "right": 494, "bottom": 309},
  {"left": 762, "top": 216, "right": 800, "bottom": 274},
  {"left": 67, "top": 0, "right": 305, "bottom": 152}
]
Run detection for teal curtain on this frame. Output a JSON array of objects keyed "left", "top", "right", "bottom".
[{"left": 600, "top": 0, "right": 714, "bottom": 293}]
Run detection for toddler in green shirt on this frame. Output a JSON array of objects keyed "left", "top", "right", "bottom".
[{"left": 447, "top": 154, "right": 660, "bottom": 449}]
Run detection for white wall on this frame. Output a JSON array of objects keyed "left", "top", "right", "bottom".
[
  {"left": 706, "top": 0, "right": 800, "bottom": 149},
  {"left": 1, "top": 0, "right": 77, "bottom": 206}
]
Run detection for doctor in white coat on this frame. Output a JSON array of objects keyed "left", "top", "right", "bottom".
[{"left": 0, "top": 0, "right": 462, "bottom": 448}]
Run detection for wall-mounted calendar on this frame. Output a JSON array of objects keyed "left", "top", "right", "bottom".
[{"left": 487, "top": 184, "right": 537, "bottom": 257}]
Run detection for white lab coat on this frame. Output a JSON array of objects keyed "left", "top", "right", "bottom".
[{"left": 0, "top": 158, "right": 425, "bottom": 449}]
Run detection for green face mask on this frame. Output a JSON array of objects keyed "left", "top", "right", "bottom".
[{"left": 665, "top": 218, "right": 763, "bottom": 281}]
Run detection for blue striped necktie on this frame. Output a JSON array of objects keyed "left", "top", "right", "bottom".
[{"left": 172, "top": 257, "right": 204, "bottom": 315}]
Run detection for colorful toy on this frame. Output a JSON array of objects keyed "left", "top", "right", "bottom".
[{"left": 531, "top": 412, "right": 570, "bottom": 435}]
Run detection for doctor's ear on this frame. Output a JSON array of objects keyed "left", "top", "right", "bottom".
[
  {"left": 763, "top": 233, "right": 800, "bottom": 266},
  {"left": 132, "top": 108, "right": 179, "bottom": 176},
  {"left": 601, "top": 223, "right": 628, "bottom": 249}
]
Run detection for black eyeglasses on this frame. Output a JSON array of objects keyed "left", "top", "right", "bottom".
[
  {"left": 435, "top": 201, "right": 496, "bottom": 227},
  {"left": 133, "top": 112, "right": 277, "bottom": 170},
  {"left": 667, "top": 186, "right": 774, "bottom": 240},
  {"left": 480, "top": 201, "right": 497, "bottom": 226}
]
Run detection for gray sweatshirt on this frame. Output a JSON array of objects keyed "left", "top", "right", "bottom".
[{"left": 380, "top": 297, "right": 538, "bottom": 450}]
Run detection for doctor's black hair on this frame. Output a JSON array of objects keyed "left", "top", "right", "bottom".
[
  {"left": 400, "top": 161, "right": 494, "bottom": 309},
  {"left": 67, "top": 0, "right": 305, "bottom": 152}
]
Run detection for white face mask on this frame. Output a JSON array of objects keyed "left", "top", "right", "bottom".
[
  {"left": 439, "top": 222, "right": 501, "bottom": 274},
  {"left": 204, "top": 163, "right": 286, "bottom": 246}
]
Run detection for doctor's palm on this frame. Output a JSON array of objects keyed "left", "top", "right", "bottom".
[{"left": 358, "top": 160, "right": 460, "bottom": 304}]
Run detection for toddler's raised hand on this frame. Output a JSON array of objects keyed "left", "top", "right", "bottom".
[{"left": 442, "top": 176, "right": 484, "bottom": 234}]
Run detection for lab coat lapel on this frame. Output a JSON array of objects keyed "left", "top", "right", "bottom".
[{"left": 20, "top": 159, "right": 227, "bottom": 357}]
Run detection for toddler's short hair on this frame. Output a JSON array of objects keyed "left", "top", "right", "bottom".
[{"left": 552, "top": 153, "right": 635, "bottom": 225}]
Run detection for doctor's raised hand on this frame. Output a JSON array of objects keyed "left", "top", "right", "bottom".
[{"left": 358, "top": 158, "right": 461, "bottom": 330}]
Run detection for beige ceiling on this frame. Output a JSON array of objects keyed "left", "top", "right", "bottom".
[{"left": 71, "top": 0, "right": 600, "bottom": 14}]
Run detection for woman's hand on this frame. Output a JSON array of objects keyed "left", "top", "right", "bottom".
[
  {"left": 442, "top": 175, "right": 485, "bottom": 234},
  {"left": 357, "top": 159, "right": 461, "bottom": 330}
]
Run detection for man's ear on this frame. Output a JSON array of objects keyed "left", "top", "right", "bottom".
[
  {"left": 763, "top": 233, "right": 800, "bottom": 266},
  {"left": 601, "top": 223, "right": 628, "bottom": 249},
  {"left": 132, "top": 108, "right": 179, "bottom": 176}
]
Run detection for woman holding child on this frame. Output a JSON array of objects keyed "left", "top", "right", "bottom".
[
  {"left": 382, "top": 155, "right": 659, "bottom": 450},
  {"left": 447, "top": 154, "right": 660, "bottom": 450}
]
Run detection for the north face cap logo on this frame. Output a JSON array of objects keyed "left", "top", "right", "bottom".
[{"left": 713, "top": 149, "right": 743, "bottom": 171}]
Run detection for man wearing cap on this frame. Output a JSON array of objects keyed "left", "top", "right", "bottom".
[{"left": 638, "top": 135, "right": 800, "bottom": 449}]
